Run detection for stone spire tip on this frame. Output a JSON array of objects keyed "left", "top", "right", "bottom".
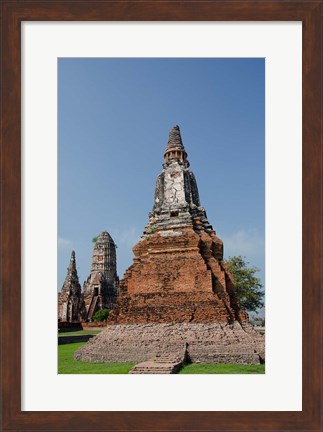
[
  {"left": 167, "top": 125, "right": 184, "bottom": 150},
  {"left": 96, "top": 230, "right": 115, "bottom": 244},
  {"left": 68, "top": 250, "right": 77, "bottom": 273}
]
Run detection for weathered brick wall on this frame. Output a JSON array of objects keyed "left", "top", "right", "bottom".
[
  {"left": 128, "top": 227, "right": 212, "bottom": 294},
  {"left": 108, "top": 225, "right": 247, "bottom": 325},
  {"left": 82, "top": 322, "right": 107, "bottom": 328},
  {"left": 58, "top": 321, "right": 83, "bottom": 332},
  {"left": 75, "top": 323, "right": 265, "bottom": 364},
  {"left": 58, "top": 334, "right": 95, "bottom": 345},
  {"left": 109, "top": 292, "right": 233, "bottom": 324}
]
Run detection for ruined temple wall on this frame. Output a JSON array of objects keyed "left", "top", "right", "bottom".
[
  {"left": 58, "top": 295, "right": 84, "bottom": 322},
  {"left": 108, "top": 224, "right": 246, "bottom": 324},
  {"left": 108, "top": 291, "right": 233, "bottom": 324},
  {"left": 127, "top": 250, "right": 212, "bottom": 294},
  {"left": 127, "top": 226, "right": 213, "bottom": 295},
  {"left": 75, "top": 323, "right": 264, "bottom": 364}
]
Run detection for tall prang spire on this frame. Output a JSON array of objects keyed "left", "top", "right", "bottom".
[
  {"left": 82, "top": 230, "right": 119, "bottom": 321},
  {"left": 164, "top": 125, "right": 188, "bottom": 166},
  {"left": 90, "top": 231, "right": 116, "bottom": 279},
  {"left": 58, "top": 250, "right": 83, "bottom": 322},
  {"left": 62, "top": 250, "right": 81, "bottom": 296},
  {"left": 152, "top": 125, "right": 213, "bottom": 234},
  {"left": 67, "top": 250, "right": 77, "bottom": 275}
]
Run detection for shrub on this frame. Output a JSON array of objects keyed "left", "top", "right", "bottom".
[{"left": 93, "top": 309, "right": 110, "bottom": 322}]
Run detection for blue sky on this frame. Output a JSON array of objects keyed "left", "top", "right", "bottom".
[{"left": 58, "top": 58, "right": 265, "bottom": 305}]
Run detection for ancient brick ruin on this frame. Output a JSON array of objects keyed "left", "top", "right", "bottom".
[
  {"left": 75, "top": 322, "right": 265, "bottom": 365},
  {"left": 58, "top": 231, "right": 119, "bottom": 322},
  {"left": 58, "top": 251, "right": 83, "bottom": 322},
  {"left": 108, "top": 125, "right": 248, "bottom": 325},
  {"left": 75, "top": 126, "right": 265, "bottom": 367}
]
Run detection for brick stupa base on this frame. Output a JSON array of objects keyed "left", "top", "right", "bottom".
[
  {"left": 75, "top": 323, "right": 265, "bottom": 364},
  {"left": 107, "top": 225, "right": 248, "bottom": 325}
]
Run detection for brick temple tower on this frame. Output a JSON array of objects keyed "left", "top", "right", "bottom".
[
  {"left": 109, "top": 125, "right": 248, "bottom": 324},
  {"left": 82, "top": 231, "right": 119, "bottom": 321},
  {"left": 58, "top": 251, "right": 83, "bottom": 322}
]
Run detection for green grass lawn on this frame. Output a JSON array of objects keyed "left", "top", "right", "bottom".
[
  {"left": 179, "top": 363, "right": 265, "bottom": 374},
  {"left": 58, "top": 343, "right": 136, "bottom": 374},
  {"left": 58, "top": 330, "right": 102, "bottom": 337},
  {"left": 59, "top": 342, "right": 265, "bottom": 374}
]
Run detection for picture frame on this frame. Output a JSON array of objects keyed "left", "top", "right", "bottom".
[{"left": 1, "top": 1, "right": 321, "bottom": 431}]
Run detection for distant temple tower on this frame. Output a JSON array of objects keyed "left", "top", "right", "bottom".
[
  {"left": 58, "top": 251, "right": 83, "bottom": 322},
  {"left": 82, "top": 231, "right": 119, "bottom": 321}
]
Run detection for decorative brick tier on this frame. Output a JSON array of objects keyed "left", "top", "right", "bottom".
[{"left": 108, "top": 225, "right": 248, "bottom": 324}]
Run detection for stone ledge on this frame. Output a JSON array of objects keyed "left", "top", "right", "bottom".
[
  {"left": 74, "top": 323, "right": 265, "bottom": 365},
  {"left": 58, "top": 334, "right": 95, "bottom": 345}
]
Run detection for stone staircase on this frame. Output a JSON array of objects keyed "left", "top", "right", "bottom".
[
  {"left": 87, "top": 295, "right": 98, "bottom": 321},
  {"left": 129, "top": 345, "right": 188, "bottom": 374}
]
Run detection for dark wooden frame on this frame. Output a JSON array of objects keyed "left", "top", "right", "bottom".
[{"left": 1, "top": 1, "right": 322, "bottom": 431}]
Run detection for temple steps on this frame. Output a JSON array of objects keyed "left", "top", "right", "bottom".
[
  {"left": 129, "top": 359, "right": 183, "bottom": 374},
  {"left": 129, "top": 344, "right": 187, "bottom": 374},
  {"left": 87, "top": 295, "right": 98, "bottom": 321}
]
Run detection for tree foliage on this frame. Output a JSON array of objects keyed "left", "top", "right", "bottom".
[
  {"left": 226, "top": 255, "right": 264, "bottom": 313},
  {"left": 92, "top": 236, "right": 98, "bottom": 243},
  {"left": 93, "top": 309, "right": 110, "bottom": 322}
]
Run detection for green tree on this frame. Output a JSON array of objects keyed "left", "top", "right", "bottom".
[
  {"left": 93, "top": 309, "right": 110, "bottom": 322},
  {"left": 92, "top": 236, "right": 98, "bottom": 243},
  {"left": 226, "top": 255, "right": 264, "bottom": 313}
]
